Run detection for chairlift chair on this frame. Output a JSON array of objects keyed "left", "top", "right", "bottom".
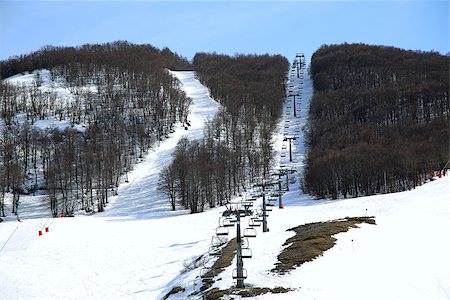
[
  {"left": 241, "top": 237, "right": 249, "bottom": 249},
  {"left": 243, "top": 201, "right": 253, "bottom": 207},
  {"left": 243, "top": 228, "right": 257, "bottom": 238},
  {"left": 232, "top": 268, "right": 248, "bottom": 280},
  {"left": 208, "top": 246, "right": 223, "bottom": 257},
  {"left": 249, "top": 218, "right": 261, "bottom": 227},
  {"left": 222, "top": 218, "right": 235, "bottom": 227},
  {"left": 258, "top": 211, "right": 269, "bottom": 217},
  {"left": 216, "top": 226, "right": 229, "bottom": 236},
  {"left": 200, "top": 267, "right": 215, "bottom": 283},
  {"left": 200, "top": 267, "right": 214, "bottom": 278},
  {"left": 227, "top": 216, "right": 238, "bottom": 223},
  {"left": 238, "top": 210, "right": 247, "bottom": 217},
  {"left": 211, "top": 235, "right": 227, "bottom": 247},
  {"left": 241, "top": 248, "right": 252, "bottom": 259}
]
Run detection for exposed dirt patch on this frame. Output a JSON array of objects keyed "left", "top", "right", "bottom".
[
  {"left": 163, "top": 286, "right": 185, "bottom": 300},
  {"left": 200, "top": 237, "right": 237, "bottom": 292},
  {"left": 272, "top": 216, "right": 376, "bottom": 273},
  {"left": 204, "top": 286, "right": 292, "bottom": 300}
]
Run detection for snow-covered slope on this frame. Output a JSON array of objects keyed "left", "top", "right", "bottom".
[
  {"left": 1, "top": 69, "right": 449, "bottom": 300},
  {"left": 161, "top": 64, "right": 450, "bottom": 299},
  {"left": 100, "top": 71, "right": 221, "bottom": 220},
  {"left": 0, "top": 71, "right": 222, "bottom": 299}
]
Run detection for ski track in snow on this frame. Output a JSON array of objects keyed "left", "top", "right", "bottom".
[
  {"left": 99, "top": 71, "right": 220, "bottom": 220},
  {"left": 1, "top": 68, "right": 449, "bottom": 300}
]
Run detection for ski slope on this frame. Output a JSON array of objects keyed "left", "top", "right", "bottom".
[
  {"left": 0, "top": 71, "right": 223, "bottom": 299},
  {"left": 100, "top": 71, "right": 221, "bottom": 220},
  {"left": 1, "top": 68, "right": 449, "bottom": 300}
]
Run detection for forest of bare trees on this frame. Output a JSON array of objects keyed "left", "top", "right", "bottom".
[
  {"left": 160, "top": 53, "right": 289, "bottom": 213},
  {"left": 303, "top": 43, "right": 449, "bottom": 199},
  {"left": 0, "top": 41, "right": 191, "bottom": 217}
]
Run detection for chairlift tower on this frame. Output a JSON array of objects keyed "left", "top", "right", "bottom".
[
  {"left": 235, "top": 210, "right": 245, "bottom": 288},
  {"left": 273, "top": 169, "right": 288, "bottom": 208},
  {"left": 289, "top": 92, "right": 301, "bottom": 117},
  {"left": 262, "top": 192, "right": 268, "bottom": 232},
  {"left": 283, "top": 136, "right": 297, "bottom": 162},
  {"left": 254, "top": 181, "right": 277, "bottom": 232}
]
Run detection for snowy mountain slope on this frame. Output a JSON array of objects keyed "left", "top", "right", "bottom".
[
  {"left": 100, "top": 71, "right": 221, "bottom": 220},
  {"left": 1, "top": 67, "right": 449, "bottom": 300},
  {"left": 0, "top": 71, "right": 223, "bottom": 299},
  {"left": 216, "top": 175, "right": 449, "bottom": 300},
  {"left": 163, "top": 62, "right": 450, "bottom": 300}
]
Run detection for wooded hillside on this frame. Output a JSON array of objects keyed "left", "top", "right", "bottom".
[
  {"left": 304, "top": 43, "right": 449, "bottom": 199},
  {"left": 0, "top": 42, "right": 191, "bottom": 216},
  {"left": 160, "top": 53, "right": 289, "bottom": 213}
]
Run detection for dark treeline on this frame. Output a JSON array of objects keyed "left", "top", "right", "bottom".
[
  {"left": 0, "top": 41, "right": 191, "bottom": 217},
  {"left": 160, "top": 53, "right": 289, "bottom": 213},
  {"left": 304, "top": 43, "right": 449, "bottom": 199},
  {"left": 0, "top": 41, "right": 191, "bottom": 80}
]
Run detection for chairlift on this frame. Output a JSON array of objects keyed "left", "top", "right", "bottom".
[
  {"left": 216, "top": 226, "right": 229, "bottom": 236},
  {"left": 211, "top": 235, "right": 227, "bottom": 247},
  {"left": 200, "top": 267, "right": 214, "bottom": 278},
  {"left": 200, "top": 267, "right": 215, "bottom": 283},
  {"left": 243, "top": 228, "right": 257, "bottom": 238},
  {"left": 249, "top": 218, "right": 261, "bottom": 227},
  {"left": 209, "top": 246, "right": 223, "bottom": 257},
  {"left": 241, "top": 248, "right": 252, "bottom": 259},
  {"left": 257, "top": 210, "right": 269, "bottom": 217},
  {"left": 223, "top": 219, "right": 235, "bottom": 227},
  {"left": 227, "top": 216, "right": 238, "bottom": 223},
  {"left": 241, "top": 237, "right": 249, "bottom": 249},
  {"left": 232, "top": 268, "right": 247, "bottom": 280},
  {"left": 238, "top": 210, "right": 247, "bottom": 217}
]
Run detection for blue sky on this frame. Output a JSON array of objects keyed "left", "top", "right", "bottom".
[{"left": 0, "top": 1, "right": 448, "bottom": 62}]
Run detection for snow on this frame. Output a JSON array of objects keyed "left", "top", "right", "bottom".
[
  {"left": 0, "top": 71, "right": 222, "bottom": 299},
  {"left": 3, "top": 69, "right": 88, "bottom": 133},
  {"left": 101, "top": 70, "right": 221, "bottom": 220},
  {"left": 32, "top": 116, "right": 86, "bottom": 132},
  {"left": 1, "top": 69, "right": 449, "bottom": 300}
]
